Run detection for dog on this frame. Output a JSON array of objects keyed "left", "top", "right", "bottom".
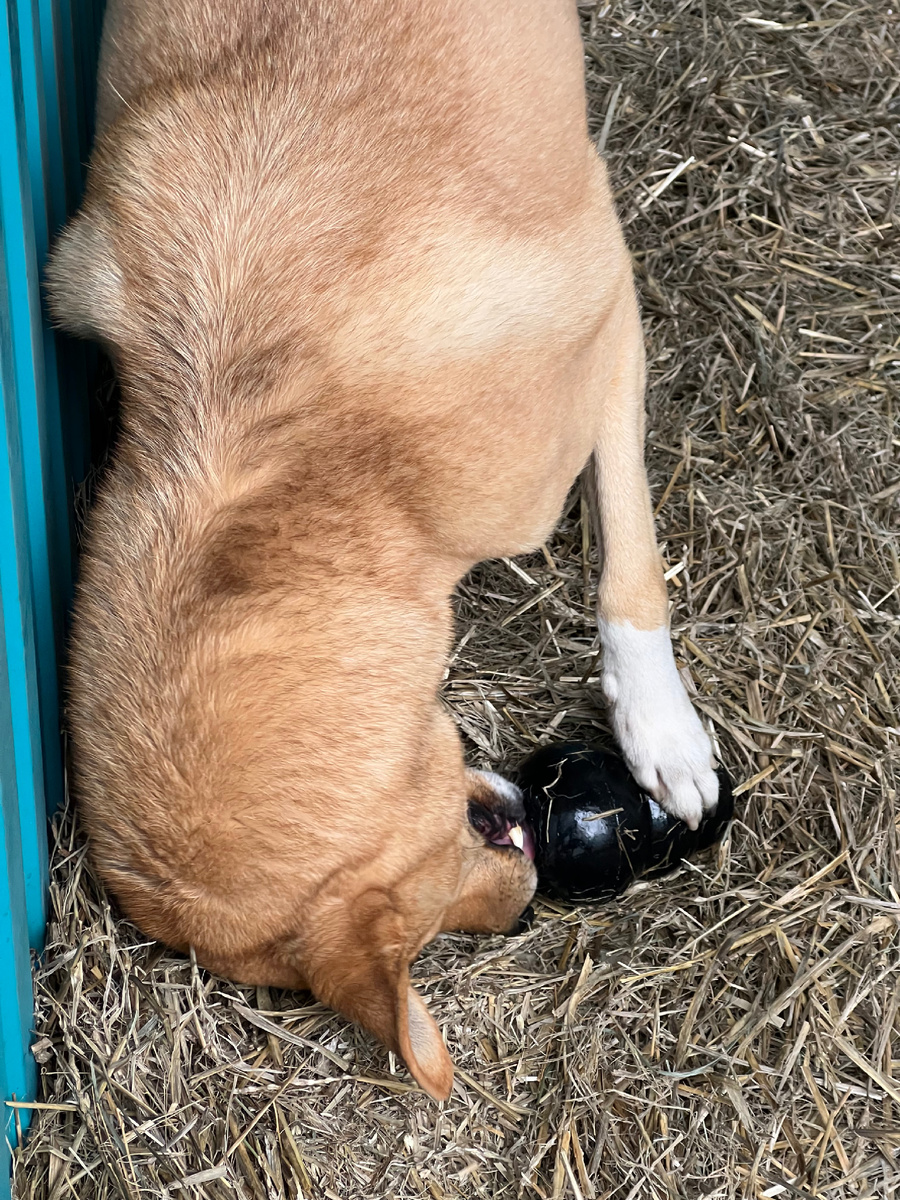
[{"left": 47, "top": 0, "right": 718, "bottom": 1100}]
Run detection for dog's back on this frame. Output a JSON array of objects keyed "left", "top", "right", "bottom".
[
  {"left": 53, "top": 2, "right": 626, "bottom": 911},
  {"left": 48, "top": 0, "right": 643, "bottom": 1097}
]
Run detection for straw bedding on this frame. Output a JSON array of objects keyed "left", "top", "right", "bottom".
[{"left": 12, "top": 1, "right": 900, "bottom": 1196}]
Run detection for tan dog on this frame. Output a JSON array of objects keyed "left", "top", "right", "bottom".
[{"left": 48, "top": 0, "right": 718, "bottom": 1100}]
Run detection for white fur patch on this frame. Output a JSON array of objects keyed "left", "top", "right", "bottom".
[{"left": 599, "top": 620, "right": 718, "bottom": 830}]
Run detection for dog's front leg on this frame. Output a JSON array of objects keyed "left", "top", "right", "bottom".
[{"left": 587, "top": 289, "right": 718, "bottom": 829}]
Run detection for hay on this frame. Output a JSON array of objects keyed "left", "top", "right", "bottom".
[{"left": 12, "top": 1, "right": 900, "bottom": 1196}]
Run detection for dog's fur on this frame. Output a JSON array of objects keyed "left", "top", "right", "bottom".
[{"left": 48, "top": 0, "right": 718, "bottom": 1100}]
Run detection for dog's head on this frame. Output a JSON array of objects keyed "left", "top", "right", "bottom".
[{"left": 290, "top": 770, "right": 536, "bottom": 1102}]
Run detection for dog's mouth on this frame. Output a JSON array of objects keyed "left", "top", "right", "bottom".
[
  {"left": 467, "top": 803, "right": 536, "bottom": 861},
  {"left": 492, "top": 821, "right": 536, "bottom": 861}
]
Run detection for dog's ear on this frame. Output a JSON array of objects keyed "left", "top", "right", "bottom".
[{"left": 305, "top": 890, "right": 453, "bottom": 1101}]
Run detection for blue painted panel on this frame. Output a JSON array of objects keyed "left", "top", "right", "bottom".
[
  {"left": 0, "top": 609, "right": 36, "bottom": 1199},
  {"left": 19, "top": 0, "right": 75, "bottom": 619},
  {"left": 0, "top": 0, "right": 51, "bottom": 968},
  {"left": 0, "top": 0, "right": 105, "bottom": 1195}
]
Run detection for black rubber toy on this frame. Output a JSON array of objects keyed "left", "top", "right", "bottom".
[{"left": 515, "top": 742, "right": 734, "bottom": 903}]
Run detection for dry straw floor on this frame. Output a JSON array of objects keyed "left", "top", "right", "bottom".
[{"left": 12, "top": 2, "right": 900, "bottom": 1197}]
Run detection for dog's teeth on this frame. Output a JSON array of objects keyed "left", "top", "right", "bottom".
[{"left": 509, "top": 825, "right": 525, "bottom": 850}]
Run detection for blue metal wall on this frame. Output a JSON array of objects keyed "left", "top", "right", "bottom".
[{"left": 0, "top": 1, "right": 103, "bottom": 1194}]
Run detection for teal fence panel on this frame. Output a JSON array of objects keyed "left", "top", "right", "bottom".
[{"left": 0, "top": 1, "right": 103, "bottom": 1194}]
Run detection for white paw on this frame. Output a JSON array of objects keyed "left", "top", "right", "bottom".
[{"left": 599, "top": 620, "right": 718, "bottom": 830}]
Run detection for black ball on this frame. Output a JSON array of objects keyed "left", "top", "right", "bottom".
[{"left": 515, "top": 742, "right": 734, "bottom": 903}]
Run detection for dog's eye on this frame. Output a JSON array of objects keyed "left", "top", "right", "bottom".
[{"left": 467, "top": 801, "right": 502, "bottom": 840}]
